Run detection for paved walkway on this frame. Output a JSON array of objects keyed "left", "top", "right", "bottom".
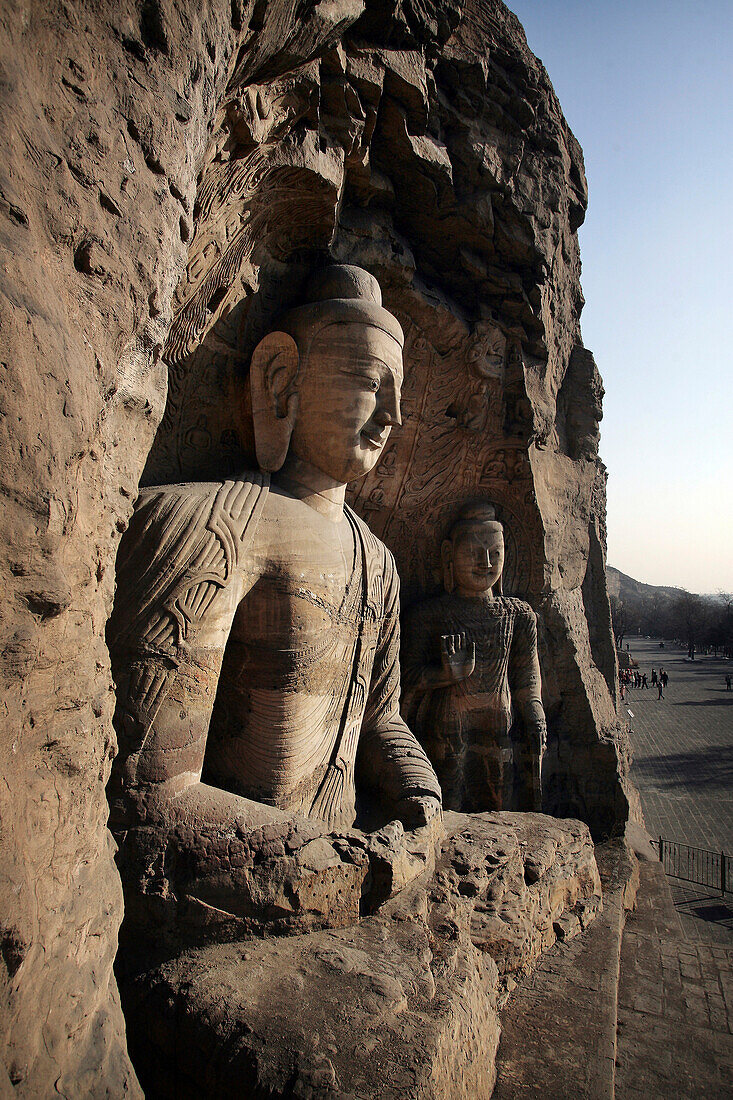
[
  {"left": 622, "top": 637, "right": 733, "bottom": 852},
  {"left": 622, "top": 637, "right": 733, "bottom": 943},
  {"left": 615, "top": 860, "right": 733, "bottom": 1099}
]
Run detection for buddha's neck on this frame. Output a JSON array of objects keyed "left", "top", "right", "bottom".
[
  {"left": 276, "top": 455, "right": 346, "bottom": 523},
  {"left": 453, "top": 587, "right": 499, "bottom": 601}
]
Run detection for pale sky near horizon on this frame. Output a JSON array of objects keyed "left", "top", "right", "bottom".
[{"left": 507, "top": 1, "right": 732, "bottom": 594}]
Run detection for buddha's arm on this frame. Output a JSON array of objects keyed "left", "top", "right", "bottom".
[
  {"left": 509, "top": 604, "right": 547, "bottom": 810},
  {"left": 509, "top": 624, "right": 546, "bottom": 734},
  {"left": 358, "top": 560, "right": 442, "bottom": 826},
  {"left": 108, "top": 479, "right": 290, "bottom": 912},
  {"left": 110, "top": 630, "right": 275, "bottom": 832}
]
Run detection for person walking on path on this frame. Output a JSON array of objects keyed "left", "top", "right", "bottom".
[
  {"left": 726, "top": 674, "right": 732, "bottom": 692},
  {"left": 661, "top": 670, "right": 669, "bottom": 689},
  {"left": 641, "top": 674, "right": 648, "bottom": 689},
  {"left": 657, "top": 680, "right": 664, "bottom": 700},
  {"left": 651, "top": 668, "right": 657, "bottom": 686}
]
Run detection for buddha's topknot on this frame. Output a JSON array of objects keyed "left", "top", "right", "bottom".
[
  {"left": 275, "top": 264, "right": 403, "bottom": 350},
  {"left": 308, "top": 265, "right": 382, "bottom": 306}
]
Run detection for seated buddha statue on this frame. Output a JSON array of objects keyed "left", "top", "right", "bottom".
[{"left": 107, "top": 265, "right": 441, "bottom": 932}]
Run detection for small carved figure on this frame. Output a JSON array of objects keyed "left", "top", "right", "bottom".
[
  {"left": 402, "top": 503, "right": 546, "bottom": 813},
  {"left": 108, "top": 265, "right": 441, "bottom": 923}
]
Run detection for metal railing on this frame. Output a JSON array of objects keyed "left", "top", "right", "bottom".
[{"left": 653, "top": 837, "right": 732, "bottom": 895}]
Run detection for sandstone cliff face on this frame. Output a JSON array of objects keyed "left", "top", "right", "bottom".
[{"left": 0, "top": 1, "right": 627, "bottom": 1094}]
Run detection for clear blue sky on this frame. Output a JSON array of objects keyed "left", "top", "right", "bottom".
[{"left": 507, "top": 1, "right": 733, "bottom": 593}]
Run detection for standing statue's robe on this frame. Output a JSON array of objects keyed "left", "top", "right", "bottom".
[{"left": 109, "top": 473, "right": 440, "bottom": 833}]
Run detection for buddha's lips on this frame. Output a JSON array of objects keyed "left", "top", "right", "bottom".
[{"left": 361, "top": 429, "right": 388, "bottom": 449}]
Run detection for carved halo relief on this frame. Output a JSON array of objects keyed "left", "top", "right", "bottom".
[
  {"left": 345, "top": 309, "right": 540, "bottom": 599},
  {"left": 164, "top": 66, "right": 338, "bottom": 367}
]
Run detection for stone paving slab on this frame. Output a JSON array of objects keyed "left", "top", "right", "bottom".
[
  {"left": 667, "top": 881, "right": 733, "bottom": 946},
  {"left": 615, "top": 860, "right": 733, "bottom": 1099}
]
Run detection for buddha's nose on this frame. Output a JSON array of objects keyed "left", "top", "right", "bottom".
[{"left": 375, "top": 381, "right": 402, "bottom": 427}]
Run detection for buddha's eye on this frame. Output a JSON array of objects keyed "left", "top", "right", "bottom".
[{"left": 343, "top": 370, "right": 381, "bottom": 392}]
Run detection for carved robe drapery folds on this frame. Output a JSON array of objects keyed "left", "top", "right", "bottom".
[{"left": 108, "top": 472, "right": 440, "bottom": 835}]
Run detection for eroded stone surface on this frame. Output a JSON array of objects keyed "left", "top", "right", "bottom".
[
  {"left": 493, "top": 838, "right": 638, "bottom": 1100},
  {"left": 0, "top": 2, "right": 369, "bottom": 1094},
  {"left": 121, "top": 812, "right": 601, "bottom": 1098},
  {"left": 116, "top": 806, "right": 444, "bottom": 957}
]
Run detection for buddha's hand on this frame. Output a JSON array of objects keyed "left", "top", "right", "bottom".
[
  {"left": 440, "top": 633, "right": 476, "bottom": 682},
  {"left": 396, "top": 794, "right": 442, "bottom": 828}
]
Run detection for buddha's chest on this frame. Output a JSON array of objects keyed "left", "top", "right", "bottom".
[
  {"left": 234, "top": 501, "right": 359, "bottom": 650},
  {"left": 440, "top": 612, "right": 514, "bottom": 651}
]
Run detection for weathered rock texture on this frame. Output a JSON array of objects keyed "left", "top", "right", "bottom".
[
  {"left": 0, "top": 1, "right": 628, "bottom": 1094},
  {"left": 120, "top": 812, "right": 601, "bottom": 1098}
]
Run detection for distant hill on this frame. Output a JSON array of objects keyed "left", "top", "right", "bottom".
[
  {"left": 607, "top": 567, "right": 732, "bottom": 653},
  {"left": 607, "top": 566, "right": 683, "bottom": 603}
]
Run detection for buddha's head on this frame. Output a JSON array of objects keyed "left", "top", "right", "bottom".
[
  {"left": 442, "top": 502, "right": 504, "bottom": 597},
  {"left": 250, "top": 265, "right": 403, "bottom": 484}
]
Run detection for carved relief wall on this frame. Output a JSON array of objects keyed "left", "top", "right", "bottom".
[{"left": 345, "top": 304, "right": 543, "bottom": 606}]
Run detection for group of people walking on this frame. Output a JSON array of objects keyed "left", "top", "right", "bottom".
[
  {"left": 620, "top": 664, "right": 668, "bottom": 700},
  {"left": 620, "top": 646, "right": 732, "bottom": 701}
]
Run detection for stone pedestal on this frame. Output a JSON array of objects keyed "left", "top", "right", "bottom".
[{"left": 120, "top": 812, "right": 601, "bottom": 1098}]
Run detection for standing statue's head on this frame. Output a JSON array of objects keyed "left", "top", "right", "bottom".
[
  {"left": 442, "top": 502, "right": 504, "bottom": 597},
  {"left": 250, "top": 264, "right": 404, "bottom": 484}
]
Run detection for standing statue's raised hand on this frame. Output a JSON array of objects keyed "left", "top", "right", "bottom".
[{"left": 440, "top": 632, "right": 476, "bottom": 682}]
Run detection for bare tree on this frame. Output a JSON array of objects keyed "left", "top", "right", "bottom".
[
  {"left": 609, "top": 595, "right": 627, "bottom": 650},
  {"left": 673, "top": 589, "right": 706, "bottom": 659},
  {"left": 712, "top": 592, "right": 733, "bottom": 657}
]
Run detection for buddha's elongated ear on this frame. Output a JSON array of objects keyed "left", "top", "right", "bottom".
[
  {"left": 441, "top": 539, "right": 454, "bottom": 594},
  {"left": 495, "top": 529, "right": 505, "bottom": 595},
  {"left": 250, "top": 331, "right": 300, "bottom": 473}
]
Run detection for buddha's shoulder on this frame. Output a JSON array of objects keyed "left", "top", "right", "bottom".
[
  {"left": 113, "top": 474, "right": 270, "bottom": 638},
  {"left": 496, "top": 595, "right": 536, "bottom": 622},
  {"left": 122, "top": 473, "right": 269, "bottom": 566},
  {"left": 135, "top": 471, "right": 268, "bottom": 514}
]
